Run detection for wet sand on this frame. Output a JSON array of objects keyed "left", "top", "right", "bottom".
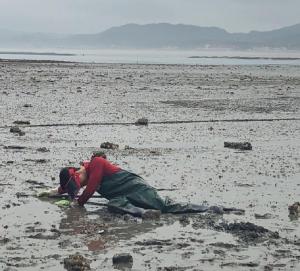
[{"left": 0, "top": 60, "right": 300, "bottom": 270}]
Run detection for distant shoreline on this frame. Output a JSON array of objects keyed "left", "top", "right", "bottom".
[
  {"left": 0, "top": 51, "right": 76, "bottom": 56},
  {"left": 188, "top": 55, "right": 300, "bottom": 60},
  {"left": 0, "top": 58, "right": 75, "bottom": 64}
]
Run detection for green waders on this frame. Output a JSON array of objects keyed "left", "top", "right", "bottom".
[{"left": 97, "top": 170, "right": 210, "bottom": 217}]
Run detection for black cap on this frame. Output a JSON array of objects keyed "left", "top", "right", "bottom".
[
  {"left": 59, "top": 167, "right": 70, "bottom": 188},
  {"left": 59, "top": 167, "right": 78, "bottom": 199}
]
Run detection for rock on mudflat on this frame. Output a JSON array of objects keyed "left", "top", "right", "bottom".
[
  {"left": 9, "top": 126, "right": 25, "bottom": 136},
  {"left": 254, "top": 213, "right": 273, "bottom": 219},
  {"left": 63, "top": 253, "right": 91, "bottom": 271},
  {"left": 288, "top": 202, "right": 300, "bottom": 216},
  {"left": 23, "top": 103, "right": 32, "bottom": 107},
  {"left": 100, "top": 142, "right": 119, "bottom": 149},
  {"left": 112, "top": 253, "right": 133, "bottom": 265},
  {"left": 37, "top": 147, "right": 50, "bottom": 152},
  {"left": 13, "top": 120, "right": 30, "bottom": 125},
  {"left": 135, "top": 118, "right": 148, "bottom": 126},
  {"left": 10, "top": 126, "right": 22, "bottom": 133},
  {"left": 224, "top": 141, "right": 252, "bottom": 150},
  {"left": 4, "top": 145, "right": 26, "bottom": 150}
]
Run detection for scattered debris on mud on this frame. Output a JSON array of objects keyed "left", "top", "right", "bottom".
[
  {"left": 218, "top": 221, "right": 279, "bottom": 242},
  {"left": 192, "top": 215, "right": 279, "bottom": 243}
]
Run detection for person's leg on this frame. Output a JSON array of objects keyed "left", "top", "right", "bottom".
[
  {"left": 163, "top": 202, "right": 209, "bottom": 214},
  {"left": 106, "top": 196, "right": 160, "bottom": 218},
  {"left": 126, "top": 186, "right": 166, "bottom": 211},
  {"left": 99, "top": 170, "right": 166, "bottom": 211},
  {"left": 99, "top": 171, "right": 243, "bottom": 215},
  {"left": 106, "top": 196, "right": 147, "bottom": 217}
]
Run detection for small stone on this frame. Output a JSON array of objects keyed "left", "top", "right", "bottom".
[
  {"left": 4, "top": 145, "right": 26, "bottom": 150},
  {"left": 135, "top": 118, "right": 148, "bottom": 126},
  {"left": 63, "top": 253, "right": 91, "bottom": 271},
  {"left": 10, "top": 126, "right": 21, "bottom": 133},
  {"left": 224, "top": 141, "right": 252, "bottom": 150},
  {"left": 100, "top": 142, "right": 119, "bottom": 149},
  {"left": 9, "top": 126, "right": 25, "bottom": 136},
  {"left": 13, "top": 120, "right": 30, "bottom": 125},
  {"left": 112, "top": 253, "right": 133, "bottom": 265},
  {"left": 254, "top": 213, "right": 273, "bottom": 219},
  {"left": 124, "top": 145, "right": 134, "bottom": 150},
  {"left": 288, "top": 202, "right": 300, "bottom": 216},
  {"left": 37, "top": 147, "right": 50, "bottom": 152}
]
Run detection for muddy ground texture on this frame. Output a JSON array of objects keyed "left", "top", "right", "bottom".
[{"left": 0, "top": 60, "right": 300, "bottom": 270}]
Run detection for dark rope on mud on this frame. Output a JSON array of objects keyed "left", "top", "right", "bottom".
[{"left": 0, "top": 117, "right": 299, "bottom": 129}]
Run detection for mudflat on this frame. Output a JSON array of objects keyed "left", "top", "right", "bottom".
[{"left": 0, "top": 60, "right": 300, "bottom": 270}]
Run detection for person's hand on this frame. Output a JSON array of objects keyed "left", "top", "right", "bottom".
[
  {"left": 37, "top": 191, "right": 49, "bottom": 197},
  {"left": 37, "top": 188, "right": 58, "bottom": 198},
  {"left": 70, "top": 200, "right": 81, "bottom": 208},
  {"left": 37, "top": 190, "right": 51, "bottom": 197}
]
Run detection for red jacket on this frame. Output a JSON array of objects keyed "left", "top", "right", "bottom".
[{"left": 78, "top": 157, "right": 120, "bottom": 205}]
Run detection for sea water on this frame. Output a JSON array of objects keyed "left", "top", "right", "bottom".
[{"left": 1, "top": 48, "right": 300, "bottom": 65}]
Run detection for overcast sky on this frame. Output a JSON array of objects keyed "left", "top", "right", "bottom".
[{"left": 1, "top": 0, "right": 299, "bottom": 34}]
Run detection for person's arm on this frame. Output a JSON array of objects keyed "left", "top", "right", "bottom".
[{"left": 77, "top": 158, "right": 104, "bottom": 206}]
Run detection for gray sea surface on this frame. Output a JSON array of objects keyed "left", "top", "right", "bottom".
[{"left": 1, "top": 48, "right": 300, "bottom": 65}]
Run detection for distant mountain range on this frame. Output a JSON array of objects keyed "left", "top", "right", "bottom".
[{"left": 1, "top": 23, "right": 300, "bottom": 50}]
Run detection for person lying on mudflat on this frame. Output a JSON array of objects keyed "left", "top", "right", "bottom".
[{"left": 39, "top": 153, "right": 244, "bottom": 218}]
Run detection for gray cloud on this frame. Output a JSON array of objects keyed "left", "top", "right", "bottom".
[{"left": 0, "top": 0, "right": 299, "bottom": 33}]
